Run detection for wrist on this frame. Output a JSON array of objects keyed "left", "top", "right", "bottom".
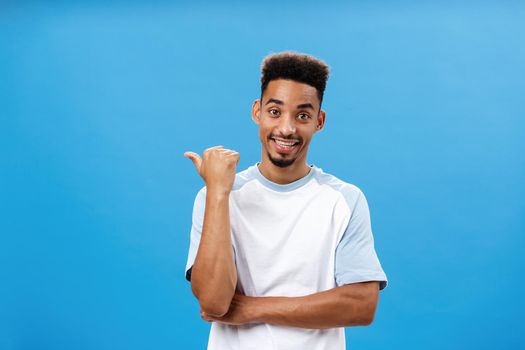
[
  {"left": 206, "top": 187, "right": 231, "bottom": 199},
  {"left": 249, "top": 296, "right": 269, "bottom": 323}
]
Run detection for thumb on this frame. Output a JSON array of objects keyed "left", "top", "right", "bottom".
[{"left": 184, "top": 151, "right": 202, "bottom": 172}]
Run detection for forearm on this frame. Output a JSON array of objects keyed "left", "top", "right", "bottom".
[
  {"left": 191, "top": 190, "right": 237, "bottom": 316},
  {"left": 251, "top": 283, "right": 379, "bottom": 329}
]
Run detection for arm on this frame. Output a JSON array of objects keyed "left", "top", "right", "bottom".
[
  {"left": 203, "top": 281, "right": 380, "bottom": 329},
  {"left": 185, "top": 146, "right": 239, "bottom": 317},
  {"left": 191, "top": 190, "right": 237, "bottom": 317}
]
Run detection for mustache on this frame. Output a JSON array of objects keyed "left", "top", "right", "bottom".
[{"left": 269, "top": 134, "right": 302, "bottom": 142}]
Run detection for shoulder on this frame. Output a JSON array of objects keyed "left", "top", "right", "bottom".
[
  {"left": 232, "top": 164, "right": 259, "bottom": 191},
  {"left": 312, "top": 166, "right": 364, "bottom": 208}
]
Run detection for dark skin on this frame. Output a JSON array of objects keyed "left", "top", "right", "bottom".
[
  {"left": 201, "top": 282, "right": 380, "bottom": 328},
  {"left": 198, "top": 79, "right": 382, "bottom": 328},
  {"left": 253, "top": 79, "right": 325, "bottom": 184}
]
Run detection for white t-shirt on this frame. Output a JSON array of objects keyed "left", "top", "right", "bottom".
[{"left": 185, "top": 163, "right": 387, "bottom": 350}]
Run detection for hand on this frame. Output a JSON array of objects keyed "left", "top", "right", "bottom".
[
  {"left": 184, "top": 146, "right": 240, "bottom": 195},
  {"left": 200, "top": 293, "right": 259, "bottom": 326}
]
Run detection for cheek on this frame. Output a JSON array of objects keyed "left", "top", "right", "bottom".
[
  {"left": 298, "top": 127, "right": 316, "bottom": 141},
  {"left": 258, "top": 123, "right": 273, "bottom": 138},
  {"left": 258, "top": 127, "right": 269, "bottom": 143}
]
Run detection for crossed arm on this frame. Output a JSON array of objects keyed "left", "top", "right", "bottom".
[
  {"left": 189, "top": 190, "right": 381, "bottom": 328},
  {"left": 189, "top": 191, "right": 381, "bottom": 328},
  {"left": 200, "top": 281, "right": 380, "bottom": 329},
  {"left": 186, "top": 151, "right": 381, "bottom": 328}
]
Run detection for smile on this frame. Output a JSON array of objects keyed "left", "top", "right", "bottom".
[{"left": 271, "top": 138, "right": 300, "bottom": 154}]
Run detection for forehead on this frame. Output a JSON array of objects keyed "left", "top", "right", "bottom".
[{"left": 263, "top": 79, "right": 320, "bottom": 108}]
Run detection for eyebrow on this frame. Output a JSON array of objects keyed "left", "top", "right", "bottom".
[
  {"left": 265, "top": 98, "right": 315, "bottom": 110},
  {"left": 296, "top": 103, "right": 314, "bottom": 110}
]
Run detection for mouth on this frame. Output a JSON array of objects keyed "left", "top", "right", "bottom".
[{"left": 270, "top": 137, "right": 300, "bottom": 154}]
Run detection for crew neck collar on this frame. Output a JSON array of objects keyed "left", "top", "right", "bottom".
[{"left": 252, "top": 162, "right": 315, "bottom": 192}]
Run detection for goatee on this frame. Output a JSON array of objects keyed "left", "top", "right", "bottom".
[{"left": 268, "top": 152, "right": 296, "bottom": 168}]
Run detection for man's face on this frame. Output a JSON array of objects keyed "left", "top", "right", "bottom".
[{"left": 252, "top": 79, "right": 325, "bottom": 168}]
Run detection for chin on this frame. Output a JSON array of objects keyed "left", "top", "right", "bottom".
[{"left": 268, "top": 152, "right": 297, "bottom": 168}]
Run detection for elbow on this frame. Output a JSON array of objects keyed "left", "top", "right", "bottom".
[
  {"left": 358, "top": 300, "right": 378, "bottom": 326},
  {"left": 360, "top": 311, "right": 375, "bottom": 326},
  {"left": 198, "top": 297, "right": 231, "bottom": 317},
  {"left": 344, "top": 298, "right": 378, "bottom": 327},
  {"left": 191, "top": 283, "right": 233, "bottom": 317},
  {"left": 340, "top": 281, "right": 381, "bottom": 327},
  {"left": 349, "top": 307, "right": 376, "bottom": 327},
  {"left": 189, "top": 266, "right": 237, "bottom": 317}
]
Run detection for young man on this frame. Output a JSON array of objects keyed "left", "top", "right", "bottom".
[{"left": 184, "top": 51, "right": 387, "bottom": 350}]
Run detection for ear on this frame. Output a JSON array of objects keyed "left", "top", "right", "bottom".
[
  {"left": 251, "top": 99, "right": 261, "bottom": 125},
  {"left": 315, "top": 110, "right": 326, "bottom": 132}
]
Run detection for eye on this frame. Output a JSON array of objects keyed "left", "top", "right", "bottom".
[
  {"left": 297, "top": 113, "right": 311, "bottom": 121},
  {"left": 269, "top": 108, "right": 280, "bottom": 117}
]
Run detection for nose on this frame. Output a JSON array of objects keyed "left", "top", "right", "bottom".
[{"left": 277, "top": 114, "right": 296, "bottom": 135}]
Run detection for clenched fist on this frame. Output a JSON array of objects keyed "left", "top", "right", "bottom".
[{"left": 184, "top": 146, "right": 240, "bottom": 195}]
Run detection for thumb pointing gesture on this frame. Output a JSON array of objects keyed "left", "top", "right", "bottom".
[{"left": 184, "top": 151, "right": 203, "bottom": 175}]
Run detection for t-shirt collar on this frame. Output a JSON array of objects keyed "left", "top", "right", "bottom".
[{"left": 253, "top": 162, "right": 315, "bottom": 192}]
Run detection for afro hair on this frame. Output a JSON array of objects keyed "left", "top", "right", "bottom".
[{"left": 260, "top": 51, "right": 330, "bottom": 106}]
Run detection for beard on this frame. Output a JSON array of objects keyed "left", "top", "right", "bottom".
[
  {"left": 265, "top": 133, "right": 302, "bottom": 168},
  {"left": 267, "top": 151, "right": 297, "bottom": 168}
]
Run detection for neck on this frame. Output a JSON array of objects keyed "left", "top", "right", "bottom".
[{"left": 257, "top": 156, "right": 312, "bottom": 185}]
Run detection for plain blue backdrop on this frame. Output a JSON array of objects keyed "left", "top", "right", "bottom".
[{"left": 1, "top": 1, "right": 524, "bottom": 349}]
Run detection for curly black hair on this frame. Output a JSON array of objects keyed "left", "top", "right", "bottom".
[{"left": 260, "top": 51, "right": 330, "bottom": 106}]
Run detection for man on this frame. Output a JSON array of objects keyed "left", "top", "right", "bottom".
[{"left": 184, "top": 51, "right": 387, "bottom": 350}]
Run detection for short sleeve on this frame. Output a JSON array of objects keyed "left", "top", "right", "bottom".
[
  {"left": 335, "top": 190, "right": 388, "bottom": 290},
  {"left": 184, "top": 187, "right": 206, "bottom": 282}
]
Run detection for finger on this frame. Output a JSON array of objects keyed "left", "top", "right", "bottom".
[
  {"left": 184, "top": 151, "right": 202, "bottom": 171},
  {"left": 218, "top": 149, "right": 238, "bottom": 155},
  {"left": 216, "top": 148, "right": 237, "bottom": 153}
]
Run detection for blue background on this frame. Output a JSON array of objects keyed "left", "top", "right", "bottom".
[{"left": 1, "top": 1, "right": 524, "bottom": 349}]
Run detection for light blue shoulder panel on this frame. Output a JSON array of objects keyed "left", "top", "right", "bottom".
[{"left": 314, "top": 169, "right": 388, "bottom": 290}]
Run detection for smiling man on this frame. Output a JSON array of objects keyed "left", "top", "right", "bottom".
[{"left": 184, "top": 51, "right": 387, "bottom": 350}]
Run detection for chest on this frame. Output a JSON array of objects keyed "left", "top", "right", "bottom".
[{"left": 228, "top": 182, "right": 350, "bottom": 295}]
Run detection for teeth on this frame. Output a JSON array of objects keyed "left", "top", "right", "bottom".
[{"left": 275, "top": 139, "right": 297, "bottom": 147}]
